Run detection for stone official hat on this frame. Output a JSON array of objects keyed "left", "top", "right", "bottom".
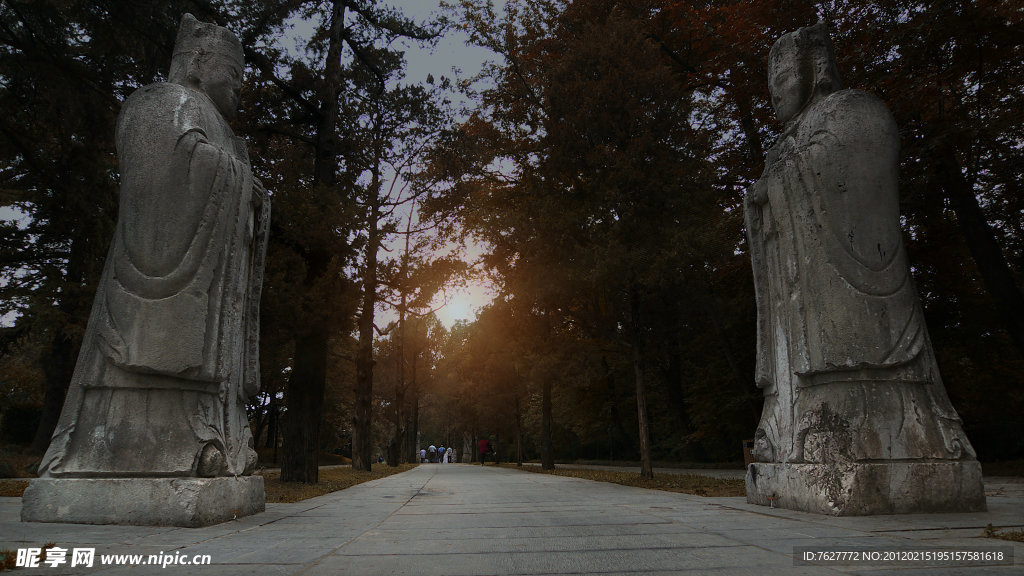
[{"left": 172, "top": 13, "right": 243, "bottom": 64}]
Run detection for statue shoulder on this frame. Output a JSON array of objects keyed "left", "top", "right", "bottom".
[
  {"left": 810, "top": 89, "right": 898, "bottom": 143},
  {"left": 117, "top": 83, "right": 211, "bottom": 139},
  {"left": 120, "top": 82, "right": 200, "bottom": 115}
]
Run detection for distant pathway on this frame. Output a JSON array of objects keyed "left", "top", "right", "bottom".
[{"left": 1, "top": 464, "right": 1021, "bottom": 575}]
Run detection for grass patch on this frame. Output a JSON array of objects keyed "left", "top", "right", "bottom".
[
  {"left": 503, "top": 464, "right": 746, "bottom": 497},
  {"left": 0, "top": 480, "right": 28, "bottom": 498},
  {"left": 983, "top": 524, "right": 1024, "bottom": 543},
  {"left": 567, "top": 459, "right": 744, "bottom": 470},
  {"left": 0, "top": 548, "right": 16, "bottom": 571},
  {"left": 0, "top": 447, "right": 40, "bottom": 479},
  {"left": 262, "top": 463, "right": 417, "bottom": 503},
  {"left": 256, "top": 450, "right": 351, "bottom": 468},
  {"left": 981, "top": 460, "right": 1024, "bottom": 477}
]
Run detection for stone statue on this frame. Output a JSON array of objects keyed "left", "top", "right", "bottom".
[
  {"left": 743, "top": 23, "right": 985, "bottom": 515},
  {"left": 22, "top": 14, "right": 268, "bottom": 526}
]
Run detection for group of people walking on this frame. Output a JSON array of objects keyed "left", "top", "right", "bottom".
[{"left": 420, "top": 444, "right": 455, "bottom": 463}]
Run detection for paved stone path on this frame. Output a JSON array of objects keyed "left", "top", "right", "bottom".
[
  {"left": 2, "top": 464, "right": 1021, "bottom": 575},
  {"left": 520, "top": 462, "right": 747, "bottom": 479}
]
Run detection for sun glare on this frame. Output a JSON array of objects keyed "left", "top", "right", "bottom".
[
  {"left": 434, "top": 283, "right": 493, "bottom": 328},
  {"left": 441, "top": 296, "right": 474, "bottom": 325}
]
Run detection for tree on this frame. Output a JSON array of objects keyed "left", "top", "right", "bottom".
[
  {"left": 235, "top": 0, "right": 443, "bottom": 480},
  {"left": 377, "top": 203, "right": 466, "bottom": 465},
  {"left": 342, "top": 42, "right": 453, "bottom": 471},
  {"left": 429, "top": 0, "right": 750, "bottom": 476}
]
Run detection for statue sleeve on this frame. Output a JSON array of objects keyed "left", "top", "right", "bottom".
[
  {"left": 744, "top": 179, "right": 774, "bottom": 389},
  {"left": 801, "top": 90, "right": 905, "bottom": 294},
  {"left": 100, "top": 85, "right": 251, "bottom": 379},
  {"left": 243, "top": 181, "right": 269, "bottom": 398}
]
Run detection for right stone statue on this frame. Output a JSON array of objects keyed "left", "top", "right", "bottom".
[{"left": 743, "top": 23, "right": 986, "bottom": 515}]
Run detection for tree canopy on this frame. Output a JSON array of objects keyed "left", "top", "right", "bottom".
[{"left": 1, "top": 0, "right": 1021, "bottom": 476}]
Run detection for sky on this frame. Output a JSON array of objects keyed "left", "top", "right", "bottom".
[{"left": 372, "top": 1, "right": 505, "bottom": 329}]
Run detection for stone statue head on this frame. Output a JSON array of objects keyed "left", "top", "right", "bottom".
[
  {"left": 767, "top": 22, "right": 842, "bottom": 125},
  {"left": 168, "top": 13, "right": 245, "bottom": 120}
]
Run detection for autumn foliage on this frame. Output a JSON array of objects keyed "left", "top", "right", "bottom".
[{"left": 1, "top": 1, "right": 1022, "bottom": 471}]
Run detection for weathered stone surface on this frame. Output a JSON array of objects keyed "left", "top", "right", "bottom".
[
  {"left": 21, "top": 477, "right": 265, "bottom": 527},
  {"left": 743, "top": 22, "right": 985, "bottom": 515},
  {"left": 746, "top": 461, "right": 986, "bottom": 515},
  {"left": 22, "top": 13, "right": 267, "bottom": 527}
]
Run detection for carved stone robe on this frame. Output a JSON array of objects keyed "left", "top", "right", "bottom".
[
  {"left": 744, "top": 89, "right": 974, "bottom": 466},
  {"left": 39, "top": 82, "right": 269, "bottom": 478}
]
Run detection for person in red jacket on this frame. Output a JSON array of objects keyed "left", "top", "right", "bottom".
[{"left": 478, "top": 438, "right": 491, "bottom": 465}]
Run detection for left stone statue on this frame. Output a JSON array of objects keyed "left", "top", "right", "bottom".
[{"left": 22, "top": 13, "right": 268, "bottom": 527}]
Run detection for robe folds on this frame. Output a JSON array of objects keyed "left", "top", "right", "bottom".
[
  {"left": 39, "top": 82, "right": 269, "bottom": 478},
  {"left": 744, "top": 89, "right": 974, "bottom": 465}
]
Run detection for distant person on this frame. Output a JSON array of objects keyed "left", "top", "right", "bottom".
[
  {"left": 438, "top": 445, "right": 445, "bottom": 464},
  {"left": 428, "top": 444, "right": 437, "bottom": 463},
  {"left": 419, "top": 448, "right": 426, "bottom": 463},
  {"left": 478, "top": 438, "right": 491, "bottom": 464},
  {"left": 446, "top": 447, "right": 455, "bottom": 463}
]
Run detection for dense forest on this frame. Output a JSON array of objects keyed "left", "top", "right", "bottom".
[{"left": 1, "top": 0, "right": 1022, "bottom": 482}]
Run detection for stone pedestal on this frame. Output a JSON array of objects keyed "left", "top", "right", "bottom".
[
  {"left": 21, "top": 476, "right": 265, "bottom": 527},
  {"left": 745, "top": 461, "right": 986, "bottom": 515}
]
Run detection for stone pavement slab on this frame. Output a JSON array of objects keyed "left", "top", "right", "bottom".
[
  {"left": 521, "top": 462, "right": 748, "bottom": 479},
  {"left": 2, "top": 464, "right": 1021, "bottom": 575}
]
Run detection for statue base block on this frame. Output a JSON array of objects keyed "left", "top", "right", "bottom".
[
  {"left": 21, "top": 476, "right": 265, "bottom": 527},
  {"left": 745, "top": 461, "right": 986, "bottom": 515}
]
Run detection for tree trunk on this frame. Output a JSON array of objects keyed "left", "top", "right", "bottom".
[
  {"left": 390, "top": 220, "right": 415, "bottom": 466},
  {"left": 29, "top": 329, "right": 75, "bottom": 454},
  {"left": 353, "top": 297, "right": 376, "bottom": 470},
  {"left": 540, "top": 375, "right": 554, "bottom": 470},
  {"left": 601, "top": 355, "right": 632, "bottom": 455},
  {"left": 281, "top": 0, "right": 345, "bottom": 482},
  {"left": 281, "top": 331, "right": 327, "bottom": 483},
  {"left": 631, "top": 289, "right": 654, "bottom": 479},
  {"left": 661, "top": 333, "right": 691, "bottom": 441},
  {"left": 387, "top": 357, "right": 406, "bottom": 466},
  {"left": 265, "top": 400, "right": 278, "bottom": 449},
  {"left": 732, "top": 89, "right": 764, "bottom": 173},
  {"left": 943, "top": 150, "right": 1024, "bottom": 355},
  {"left": 406, "top": 363, "right": 420, "bottom": 463},
  {"left": 353, "top": 199, "right": 381, "bottom": 471},
  {"left": 514, "top": 394, "right": 524, "bottom": 466},
  {"left": 387, "top": 314, "right": 405, "bottom": 467}
]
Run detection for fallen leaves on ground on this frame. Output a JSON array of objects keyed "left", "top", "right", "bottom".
[
  {"left": 0, "top": 481, "right": 27, "bottom": 498},
  {"left": 983, "top": 524, "right": 1024, "bottom": 543}
]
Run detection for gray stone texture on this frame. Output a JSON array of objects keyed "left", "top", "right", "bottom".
[
  {"left": 20, "top": 477, "right": 265, "bottom": 527},
  {"left": 746, "top": 462, "right": 986, "bottom": 515},
  {"left": 743, "top": 23, "right": 985, "bottom": 515},
  {"left": 21, "top": 13, "right": 268, "bottom": 526}
]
